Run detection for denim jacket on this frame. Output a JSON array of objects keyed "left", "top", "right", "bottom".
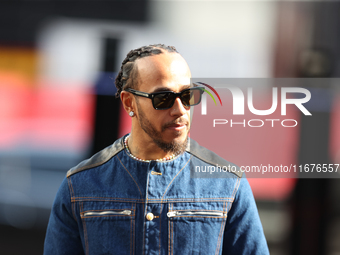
[{"left": 44, "top": 136, "right": 269, "bottom": 255}]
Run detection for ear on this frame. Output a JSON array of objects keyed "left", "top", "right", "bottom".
[{"left": 120, "top": 91, "right": 136, "bottom": 114}]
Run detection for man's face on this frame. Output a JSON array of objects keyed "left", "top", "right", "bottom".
[{"left": 133, "top": 52, "right": 192, "bottom": 154}]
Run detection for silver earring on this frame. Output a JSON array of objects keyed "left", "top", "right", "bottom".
[{"left": 129, "top": 111, "right": 135, "bottom": 117}]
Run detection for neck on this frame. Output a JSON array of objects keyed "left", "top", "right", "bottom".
[{"left": 126, "top": 133, "right": 174, "bottom": 161}]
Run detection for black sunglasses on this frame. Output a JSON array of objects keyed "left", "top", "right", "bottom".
[{"left": 125, "top": 87, "right": 204, "bottom": 110}]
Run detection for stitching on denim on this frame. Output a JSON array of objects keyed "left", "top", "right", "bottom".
[
  {"left": 142, "top": 221, "right": 146, "bottom": 255},
  {"left": 82, "top": 215, "right": 133, "bottom": 219},
  {"left": 71, "top": 197, "right": 234, "bottom": 205},
  {"left": 226, "top": 201, "right": 231, "bottom": 212},
  {"left": 80, "top": 202, "right": 89, "bottom": 255},
  {"left": 71, "top": 197, "right": 234, "bottom": 204},
  {"left": 161, "top": 156, "right": 191, "bottom": 200},
  {"left": 132, "top": 216, "right": 135, "bottom": 255},
  {"left": 167, "top": 216, "right": 225, "bottom": 219},
  {"left": 168, "top": 203, "right": 170, "bottom": 255},
  {"left": 117, "top": 155, "right": 143, "bottom": 198},
  {"left": 130, "top": 203, "right": 133, "bottom": 255},
  {"left": 215, "top": 201, "right": 226, "bottom": 255},
  {"left": 82, "top": 209, "right": 135, "bottom": 212},
  {"left": 168, "top": 203, "right": 171, "bottom": 255},
  {"left": 72, "top": 197, "right": 144, "bottom": 202},
  {"left": 158, "top": 203, "right": 162, "bottom": 255},
  {"left": 214, "top": 211, "right": 223, "bottom": 255},
  {"left": 154, "top": 198, "right": 234, "bottom": 203},
  {"left": 72, "top": 197, "right": 234, "bottom": 200},
  {"left": 67, "top": 177, "right": 74, "bottom": 197},
  {"left": 67, "top": 177, "right": 78, "bottom": 222},
  {"left": 132, "top": 203, "right": 135, "bottom": 255},
  {"left": 231, "top": 177, "right": 241, "bottom": 199},
  {"left": 155, "top": 198, "right": 234, "bottom": 201},
  {"left": 168, "top": 209, "right": 224, "bottom": 212},
  {"left": 155, "top": 197, "right": 234, "bottom": 201},
  {"left": 227, "top": 178, "right": 241, "bottom": 216},
  {"left": 171, "top": 203, "right": 174, "bottom": 255},
  {"left": 159, "top": 198, "right": 234, "bottom": 203},
  {"left": 73, "top": 201, "right": 78, "bottom": 223},
  {"left": 141, "top": 204, "right": 145, "bottom": 253},
  {"left": 142, "top": 163, "right": 152, "bottom": 255},
  {"left": 142, "top": 204, "right": 148, "bottom": 255}
]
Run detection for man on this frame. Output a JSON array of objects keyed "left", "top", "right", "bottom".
[{"left": 44, "top": 44, "right": 269, "bottom": 254}]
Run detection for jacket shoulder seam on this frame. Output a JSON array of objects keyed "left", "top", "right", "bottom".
[
  {"left": 67, "top": 137, "right": 125, "bottom": 177},
  {"left": 186, "top": 139, "right": 243, "bottom": 178}
]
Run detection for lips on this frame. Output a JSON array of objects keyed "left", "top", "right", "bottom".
[
  {"left": 167, "top": 123, "right": 186, "bottom": 130},
  {"left": 164, "top": 120, "right": 188, "bottom": 131}
]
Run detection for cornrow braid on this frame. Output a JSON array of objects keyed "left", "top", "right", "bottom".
[{"left": 115, "top": 44, "right": 178, "bottom": 97}]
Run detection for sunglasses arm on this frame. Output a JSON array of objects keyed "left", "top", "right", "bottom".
[{"left": 126, "top": 89, "right": 152, "bottom": 99}]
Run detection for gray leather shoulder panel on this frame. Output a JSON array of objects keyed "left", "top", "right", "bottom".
[
  {"left": 186, "top": 138, "right": 243, "bottom": 178},
  {"left": 67, "top": 137, "right": 125, "bottom": 177}
]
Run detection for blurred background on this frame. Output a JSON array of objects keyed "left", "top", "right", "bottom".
[{"left": 1, "top": 1, "right": 340, "bottom": 254}]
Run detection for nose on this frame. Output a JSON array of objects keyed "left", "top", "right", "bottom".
[{"left": 170, "top": 97, "right": 189, "bottom": 116}]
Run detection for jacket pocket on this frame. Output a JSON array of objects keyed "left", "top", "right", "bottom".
[
  {"left": 83, "top": 209, "right": 132, "bottom": 217},
  {"left": 167, "top": 202, "right": 228, "bottom": 255},
  {"left": 80, "top": 202, "right": 136, "bottom": 255},
  {"left": 167, "top": 210, "right": 226, "bottom": 218}
]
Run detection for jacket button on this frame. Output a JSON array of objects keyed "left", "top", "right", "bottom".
[{"left": 146, "top": 213, "right": 154, "bottom": 221}]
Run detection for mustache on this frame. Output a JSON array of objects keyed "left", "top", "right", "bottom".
[{"left": 162, "top": 118, "right": 189, "bottom": 130}]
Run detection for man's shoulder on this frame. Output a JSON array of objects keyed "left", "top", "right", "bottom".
[
  {"left": 66, "top": 137, "right": 125, "bottom": 178},
  {"left": 186, "top": 138, "right": 243, "bottom": 178}
]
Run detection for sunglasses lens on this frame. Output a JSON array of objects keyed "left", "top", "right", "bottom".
[
  {"left": 152, "top": 88, "right": 203, "bottom": 109},
  {"left": 181, "top": 89, "right": 202, "bottom": 106},
  {"left": 153, "top": 92, "right": 176, "bottom": 109}
]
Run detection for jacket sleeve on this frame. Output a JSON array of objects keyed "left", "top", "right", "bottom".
[
  {"left": 222, "top": 175, "right": 270, "bottom": 254},
  {"left": 44, "top": 176, "right": 84, "bottom": 255}
]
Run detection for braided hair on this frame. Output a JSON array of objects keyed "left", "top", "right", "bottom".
[{"left": 115, "top": 44, "right": 178, "bottom": 98}]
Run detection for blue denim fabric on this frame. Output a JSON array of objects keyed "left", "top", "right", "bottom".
[{"left": 44, "top": 137, "right": 269, "bottom": 254}]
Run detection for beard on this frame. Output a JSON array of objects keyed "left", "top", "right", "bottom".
[{"left": 136, "top": 102, "right": 189, "bottom": 155}]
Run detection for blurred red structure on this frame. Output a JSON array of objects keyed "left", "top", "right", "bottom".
[{"left": 0, "top": 77, "right": 94, "bottom": 152}]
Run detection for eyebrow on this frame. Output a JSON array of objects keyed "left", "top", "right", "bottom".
[{"left": 151, "top": 84, "right": 191, "bottom": 93}]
